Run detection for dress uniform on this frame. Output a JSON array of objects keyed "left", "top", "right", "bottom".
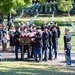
[
  {"left": 52, "top": 26, "right": 58, "bottom": 59},
  {"left": 64, "top": 28, "right": 72, "bottom": 65},
  {"left": 54, "top": 22, "right": 61, "bottom": 38},
  {"left": 48, "top": 28, "right": 53, "bottom": 60},
  {"left": 42, "top": 26, "right": 49, "bottom": 61},
  {"left": 14, "top": 27, "right": 22, "bottom": 60},
  {"left": 34, "top": 27, "right": 42, "bottom": 62}
]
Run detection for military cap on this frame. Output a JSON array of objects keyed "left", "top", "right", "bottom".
[
  {"left": 65, "top": 28, "right": 70, "bottom": 31},
  {"left": 36, "top": 27, "right": 41, "bottom": 30},
  {"left": 44, "top": 25, "right": 48, "bottom": 29}
]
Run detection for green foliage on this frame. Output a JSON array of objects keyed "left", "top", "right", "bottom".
[
  {"left": 24, "top": 0, "right": 32, "bottom": 7},
  {"left": 0, "top": 0, "right": 13, "bottom": 14},
  {"left": 0, "top": 0, "right": 32, "bottom": 15},
  {"left": 39, "top": 0, "right": 47, "bottom": 3},
  {"left": 57, "top": 0, "right": 73, "bottom": 12}
]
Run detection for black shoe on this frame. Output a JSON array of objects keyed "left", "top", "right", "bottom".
[{"left": 15, "top": 59, "right": 18, "bottom": 61}]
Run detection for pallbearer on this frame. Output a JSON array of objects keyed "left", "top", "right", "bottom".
[
  {"left": 48, "top": 28, "right": 53, "bottom": 60},
  {"left": 42, "top": 26, "right": 49, "bottom": 61},
  {"left": 34, "top": 27, "right": 42, "bottom": 62},
  {"left": 64, "top": 28, "right": 72, "bottom": 65},
  {"left": 52, "top": 25, "right": 58, "bottom": 59}
]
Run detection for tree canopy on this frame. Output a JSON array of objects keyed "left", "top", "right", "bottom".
[
  {"left": 56, "top": 0, "right": 73, "bottom": 12},
  {"left": 0, "top": 0, "right": 32, "bottom": 15}
]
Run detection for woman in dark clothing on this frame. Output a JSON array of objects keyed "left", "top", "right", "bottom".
[{"left": 9, "top": 25, "right": 15, "bottom": 51}]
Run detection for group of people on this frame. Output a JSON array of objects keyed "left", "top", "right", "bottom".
[{"left": 0, "top": 20, "right": 72, "bottom": 65}]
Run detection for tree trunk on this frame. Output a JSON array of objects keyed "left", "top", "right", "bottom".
[{"left": 0, "top": 10, "right": 4, "bottom": 24}]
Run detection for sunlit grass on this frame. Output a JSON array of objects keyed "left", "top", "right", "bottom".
[{"left": 0, "top": 61, "right": 75, "bottom": 75}]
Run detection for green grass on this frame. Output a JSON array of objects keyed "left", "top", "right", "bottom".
[{"left": 0, "top": 61, "right": 75, "bottom": 75}]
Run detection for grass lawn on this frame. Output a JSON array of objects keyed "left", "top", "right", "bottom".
[{"left": 0, "top": 61, "right": 75, "bottom": 75}]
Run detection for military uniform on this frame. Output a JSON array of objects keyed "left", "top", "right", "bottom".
[
  {"left": 52, "top": 27, "right": 58, "bottom": 59},
  {"left": 42, "top": 31, "right": 49, "bottom": 61},
  {"left": 64, "top": 28, "right": 72, "bottom": 65},
  {"left": 34, "top": 31, "right": 42, "bottom": 62},
  {"left": 48, "top": 31, "right": 53, "bottom": 60},
  {"left": 14, "top": 29, "right": 22, "bottom": 60}
]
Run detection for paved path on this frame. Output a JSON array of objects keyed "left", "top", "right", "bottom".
[{"left": 0, "top": 46, "right": 75, "bottom": 66}]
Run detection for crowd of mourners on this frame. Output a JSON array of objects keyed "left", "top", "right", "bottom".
[{"left": 0, "top": 19, "right": 72, "bottom": 65}]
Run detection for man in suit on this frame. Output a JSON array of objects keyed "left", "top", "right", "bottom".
[
  {"left": 42, "top": 26, "right": 49, "bottom": 61},
  {"left": 64, "top": 28, "right": 72, "bottom": 65},
  {"left": 34, "top": 27, "right": 42, "bottom": 62}
]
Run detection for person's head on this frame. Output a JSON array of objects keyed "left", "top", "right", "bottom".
[
  {"left": 26, "top": 22, "right": 29, "bottom": 28},
  {"left": 0, "top": 24, "right": 2, "bottom": 29},
  {"left": 43, "top": 21, "right": 46, "bottom": 25},
  {"left": 65, "top": 28, "right": 70, "bottom": 34},
  {"left": 21, "top": 22, "right": 24, "bottom": 26},
  {"left": 24, "top": 27, "right": 27, "bottom": 32},
  {"left": 54, "top": 22, "right": 57, "bottom": 26},
  {"left": 10, "top": 24, "right": 15, "bottom": 29},
  {"left": 16, "top": 27, "right": 20, "bottom": 32},
  {"left": 36, "top": 27, "right": 41, "bottom": 32},
  {"left": 18, "top": 23, "right": 21, "bottom": 27},
  {"left": 9, "top": 19, "right": 12, "bottom": 22},
  {"left": 2, "top": 24, "right": 6, "bottom": 29},
  {"left": 47, "top": 28, "right": 50, "bottom": 32},
  {"left": 44, "top": 26, "right": 48, "bottom": 32},
  {"left": 3, "top": 33, "right": 7, "bottom": 38},
  {"left": 52, "top": 25, "right": 56, "bottom": 31},
  {"left": 50, "top": 22, "right": 54, "bottom": 26}
]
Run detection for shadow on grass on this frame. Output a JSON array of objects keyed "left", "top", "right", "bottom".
[{"left": 0, "top": 64, "right": 75, "bottom": 75}]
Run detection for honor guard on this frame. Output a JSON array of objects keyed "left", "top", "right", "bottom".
[
  {"left": 42, "top": 26, "right": 49, "bottom": 61},
  {"left": 14, "top": 27, "right": 22, "bottom": 60},
  {"left": 64, "top": 28, "right": 72, "bottom": 65},
  {"left": 34, "top": 27, "right": 42, "bottom": 62},
  {"left": 48, "top": 28, "right": 53, "bottom": 60},
  {"left": 52, "top": 25, "right": 58, "bottom": 59}
]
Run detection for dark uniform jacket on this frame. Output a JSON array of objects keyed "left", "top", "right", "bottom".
[
  {"left": 14, "top": 30, "right": 21, "bottom": 45},
  {"left": 41, "top": 24, "right": 45, "bottom": 31},
  {"left": 48, "top": 32, "right": 53, "bottom": 46},
  {"left": 52, "top": 30, "right": 58, "bottom": 46},
  {"left": 64, "top": 33, "right": 72, "bottom": 50},
  {"left": 42, "top": 31, "right": 49, "bottom": 47},
  {"left": 34, "top": 32, "right": 42, "bottom": 48},
  {"left": 56, "top": 26, "right": 60, "bottom": 38}
]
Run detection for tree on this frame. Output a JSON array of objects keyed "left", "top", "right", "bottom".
[
  {"left": 39, "top": 0, "right": 47, "bottom": 3},
  {"left": 0, "top": 0, "right": 32, "bottom": 24},
  {"left": 56, "top": 0, "right": 73, "bottom": 12}
]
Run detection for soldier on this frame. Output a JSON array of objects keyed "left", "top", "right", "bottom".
[
  {"left": 64, "top": 28, "right": 72, "bottom": 65},
  {"left": 42, "top": 26, "right": 49, "bottom": 61},
  {"left": 14, "top": 27, "right": 22, "bottom": 60},
  {"left": 48, "top": 28, "right": 53, "bottom": 60},
  {"left": 41, "top": 21, "right": 46, "bottom": 31},
  {"left": 54, "top": 22, "right": 60, "bottom": 38},
  {"left": 34, "top": 27, "right": 42, "bottom": 62},
  {"left": 52, "top": 25, "right": 58, "bottom": 59}
]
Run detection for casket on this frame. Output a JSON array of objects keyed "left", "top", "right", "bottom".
[{"left": 19, "top": 36, "right": 31, "bottom": 45}]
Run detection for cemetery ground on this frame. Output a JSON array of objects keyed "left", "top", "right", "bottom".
[{"left": 0, "top": 15, "right": 75, "bottom": 75}]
